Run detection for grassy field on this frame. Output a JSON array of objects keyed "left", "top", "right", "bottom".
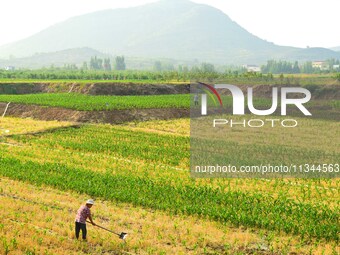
[{"left": 0, "top": 117, "right": 339, "bottom": 255}]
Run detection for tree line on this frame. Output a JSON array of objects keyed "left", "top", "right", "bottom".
[
  {"left": 79, "top": 56, "right": 126, "bottom": 71},
  {"left": 7, "top": 54, "right": 339, "bottom": 75},
  {"left": 0, "top": 69, "right": 269, "bottom": 82},
  {"left": 2, "top": 55, "right": 340, "bottom": 83},
  {"left": 261, "top": 59, "right": 340, "bottom": 74}
]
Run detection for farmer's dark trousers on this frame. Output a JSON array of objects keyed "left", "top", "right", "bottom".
[{"left": 75, "top": 222, "right": 87, "bottom": 239}]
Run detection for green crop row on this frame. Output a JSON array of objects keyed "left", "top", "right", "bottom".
[
  {"left": 0, "top": 156, "right": 338, "bottom": 242},
  {"left": 0, "top": 92, "right": 338, "bottom": 113},
  {"left": 0, "top": 78, "right": 186, "bottom": 85},
  {"left": 0, "top": 93, "right": 272, "bottom": 111},
  {"left": 0, "top": 93, "right": 190, "bottom": 111},
  {"left": 0, "top": 93, "right": 298, "bottom": 112},
  {"left": 13, "top": 124, "right": 337, "bottom": 170},
  {"left": 12, "top": 125, "right": 190, "bottom": 167}
]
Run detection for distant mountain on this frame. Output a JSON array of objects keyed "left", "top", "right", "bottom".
[
  {"left": 282, "top": 47, "right": 340, "bottom": 61},
  {"left": 0, "top": 48, "right": 106, "bottom": 69},
  {"left": 0, "top": 0, "right": 339, "bottom": 65}
]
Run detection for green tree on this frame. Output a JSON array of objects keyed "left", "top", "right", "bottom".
[
  {"left": 115, "top": 56, "right": 126, "bottom": 70},
  {"left": 89, "top": 56, "right": 104, "bottom": 70},
  {"left": 103, "top": 58, "right": 112, "bottom": 71},
  {"left": 201, "top": 62, "right": 215, "bottom": 73},
  {"left": 97, "top": 58, "right": 103, "bottom": 70},
  {"left": 162, "top": 63, "right": 175, "bottom": 71},
  {"left": 153, "top": 61, "right": 162, "bottom": 71},
  {"left": 301, "top": 62, "right": 314, "bottom": 74},
  {"left": 82, "top": 62, "right": 88, "bottom": 71},
  {"left": 292, "top": 61, "right": 300, "bottom": 73}
]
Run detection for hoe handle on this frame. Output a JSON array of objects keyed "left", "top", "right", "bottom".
[{"left": 86, "top": 220, "right": 119, "bottom": 236}]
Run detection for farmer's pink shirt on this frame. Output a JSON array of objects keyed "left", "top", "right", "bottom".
[{"left": 75, "top": 205, "right": 91, "bottom": 224}]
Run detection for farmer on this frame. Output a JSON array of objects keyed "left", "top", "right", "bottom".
[
  {"left": 75, "top": 199, "right": 96, "bottom": 241},
  {"left": 194, "top": 93, "right": 199, "bottom": 106}
]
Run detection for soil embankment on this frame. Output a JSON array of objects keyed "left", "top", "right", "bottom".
[{"left": 0, "top": 103, "right": 189, "bottom": 124}]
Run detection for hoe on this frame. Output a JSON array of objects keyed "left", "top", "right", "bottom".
[{"left": 87, "top": 221, "right": 128, "bottom": 240}]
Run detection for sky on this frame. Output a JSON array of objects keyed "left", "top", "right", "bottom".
[{"left": 0, "top": 0, "right": 339, "bottom": 48}]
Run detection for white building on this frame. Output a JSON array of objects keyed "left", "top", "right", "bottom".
[
  {"left": 312, "top": 61, "right": 329, "bottom": 70},
  {"left": 243, "top": 64, "right": 261, "bottom": 72},
  {"left": 5, "top": 66, "right": 15, "bottom": 71}
]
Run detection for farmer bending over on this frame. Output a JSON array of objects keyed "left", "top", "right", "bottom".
[{"left": 75, "top": 199, "right": 96, "bottom": 240}]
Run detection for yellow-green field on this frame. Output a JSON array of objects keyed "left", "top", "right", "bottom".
[
  {"left": 0, "top": 176, "right": 338, "bottom": 255},
  {"left": 1, "top": 177, "right": 264, "bottom": 255},
  {"left": 0, "top": 117, "right": 339, "bottom": 254}
]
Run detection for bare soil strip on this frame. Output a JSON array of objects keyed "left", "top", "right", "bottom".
[{"left": 1, "top": 103, "right": 189, "bottom": 124}]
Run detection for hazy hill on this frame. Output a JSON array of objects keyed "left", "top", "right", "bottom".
[
  {"left": 282, "top": 47, "right": 340, "bottom": 61},
  {"left": 331, "top": 46, "right": 340, "bottom": 52},
  {"left": 0, "top": 0, "right": 339, "bottom": 65}
]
